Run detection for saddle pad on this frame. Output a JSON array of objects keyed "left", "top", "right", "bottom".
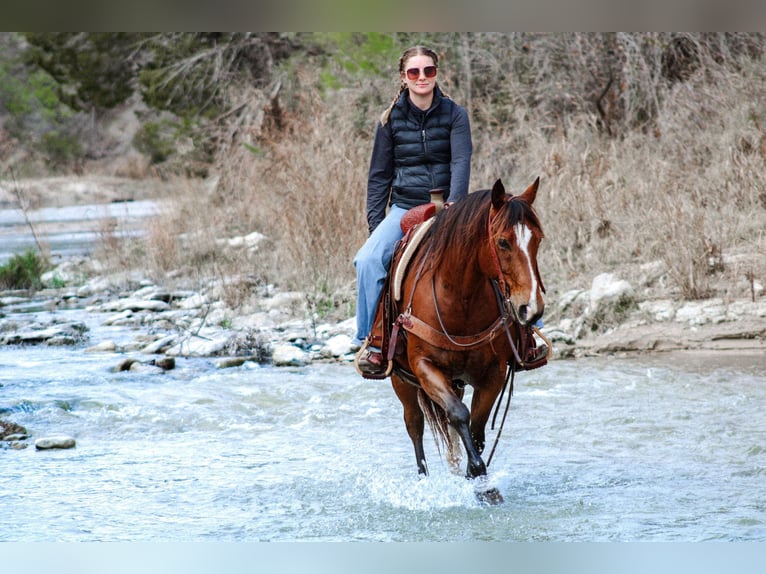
[{"left": 393, "top": 216, "right": 435, "bottom": 302}]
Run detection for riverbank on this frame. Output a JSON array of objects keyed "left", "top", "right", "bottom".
[{"left": 2, "top": 254, "right": 765, "bottom": 371}]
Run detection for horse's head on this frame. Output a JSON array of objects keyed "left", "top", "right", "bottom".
[{"left": 487, "top": 178, "right": 545, "bottom": 325}]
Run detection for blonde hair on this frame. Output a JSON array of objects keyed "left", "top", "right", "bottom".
[{"left": 380, "top": 45, "right": 447, "bottom": 126}]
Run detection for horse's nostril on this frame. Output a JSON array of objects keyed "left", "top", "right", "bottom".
[{"left": 518, "top": 305, "right": 528, "bottom": 321}]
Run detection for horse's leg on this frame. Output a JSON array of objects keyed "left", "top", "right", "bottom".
[
  {"left": 413, "top": 358, "right": 486, "bottom": 479},
  {"left": 391, "top": 375, "right": 428, "bottom": 476},
  {"left": 468, "top": 365, "right": 508, "bottom": 456},
  {"left": 463, "top": 365, "right": 507, "bottom": 505}
]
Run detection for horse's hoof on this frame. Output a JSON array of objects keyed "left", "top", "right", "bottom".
[{"left": 475, "top": 487, "right": 504, "bottom": 505}]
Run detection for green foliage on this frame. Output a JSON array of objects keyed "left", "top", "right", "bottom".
[
  {"left": 0, "top": 34, "right": 84, "bottom": 169},
  {"left": 23, "top": 32, "right": 142, "bottom": 113},
  {"left": 0, "top": 249, "right": 48, "bottom": 291},
  {"left": 328, "top": 32, "right": 399, "bottom": 76},
  {"left": 133, "top": 120, "right": 178, "bottom": 164},
  {"left": 40, "top": 130, "right": 83, "bottom": 169},
  {"left": 241, "top": 142, "right": 264, "bottom": 156},
  {"left": 46, "top": 275, "right": 68, "bottom": 289},
  {"left": 313, "top": 32, "right": 400, "bottom": 91},
  {"left": 138, "top": 35, "right": 225, "bottom": 119}
]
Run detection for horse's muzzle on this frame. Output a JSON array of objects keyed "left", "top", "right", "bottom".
[{"left": 518, "top": 303, "right": 544, "bottom": 326}]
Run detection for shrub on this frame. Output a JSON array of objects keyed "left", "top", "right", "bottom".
[{"left": 0, "top": 249, "right": 48, "bottom": 291}]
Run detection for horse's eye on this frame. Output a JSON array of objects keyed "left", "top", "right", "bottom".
[{"left": 497, "top": 238, "right": 511, "bottom": 250}]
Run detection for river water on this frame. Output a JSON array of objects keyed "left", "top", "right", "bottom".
[
  {"left": 2, "top": 304, "right": 765, "bottom": 542},
  {"left": 0, "top": 200, "right": 160, "bottom": 264}
]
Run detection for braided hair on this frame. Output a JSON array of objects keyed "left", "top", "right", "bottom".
[{"left": 380, "top": 45, "right": 448, "bottom": 126}]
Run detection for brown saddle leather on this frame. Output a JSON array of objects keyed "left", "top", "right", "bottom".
[{"left": 400, "top": 203, "right": 436, "bottom": 234}]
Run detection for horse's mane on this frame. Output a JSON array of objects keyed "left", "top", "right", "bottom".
[{"left": 427, "top": 188, "right": 544, "bottom": 269}]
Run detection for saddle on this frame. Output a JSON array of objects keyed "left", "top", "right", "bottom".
[{"left": 355, "top": 196, "right": 443, "bottom": 380}]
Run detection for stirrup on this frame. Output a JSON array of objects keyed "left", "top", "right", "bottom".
[
  {"left": 518, "top": 326, "right": 552, "bottom": 371},
  {"left": 354, "top": 338, "right": 393, "bottom": 380}
]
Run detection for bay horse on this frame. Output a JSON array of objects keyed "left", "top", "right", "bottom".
[{"left": 385, "top": 178, "right": 547, "bottom": 503}]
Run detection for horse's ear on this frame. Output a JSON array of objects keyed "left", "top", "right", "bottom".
[
  {"left": 517, "top": 177, "right": 540, "bottom": 205},
  {"left": 491, "top": 179, "right": 506, "bottom": 210}
]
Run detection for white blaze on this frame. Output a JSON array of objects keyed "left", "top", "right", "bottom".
[{"left": 515, "top": 222, "right": 539, "bottom": 317}]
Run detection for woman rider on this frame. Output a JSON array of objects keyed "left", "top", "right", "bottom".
[{"left": 353, "top": 45, "right": 472, "bottom": 376}]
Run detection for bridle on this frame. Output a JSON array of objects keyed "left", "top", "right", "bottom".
[{"left": 487, "top": 196, "right": 512, "bottom": 303}]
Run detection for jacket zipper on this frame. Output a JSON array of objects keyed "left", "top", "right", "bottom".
[{"left": 422, "top": 128, "right": 435, "bottom": 188}]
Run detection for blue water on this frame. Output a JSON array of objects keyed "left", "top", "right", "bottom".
[{"left": 2, "top": 334, "right": 765, "bottom": 542}]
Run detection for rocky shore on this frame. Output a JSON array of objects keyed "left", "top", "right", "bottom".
[
  {"left": 2, "top": 259, "right": 764, "bottom": 372},
  {"left": 1, "top": 258, "right": 361, "bottom": 371}
]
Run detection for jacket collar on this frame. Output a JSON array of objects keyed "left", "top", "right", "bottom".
[{"left": 398, "top": 85, "right": 445, "bottom": 115}]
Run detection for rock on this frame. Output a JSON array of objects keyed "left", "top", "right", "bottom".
[
  {"left": 321, "top": 334, "right": 354, "bottom": 357},
  {"left": 2, "top": 323, "right": 87, "bottom": 345},
  {"left": 112, "top": 358, "right": 137, "bottom": 371},
  {"left": 131, "top": 286, "right": 172, "bottom": 302},
  {"left": 102, "top": 309, "right": 134, "bottom": 325},
  {"left": 638, "top": 299, "right": 676, "bottom": 322},
  {"left": 153, "top": 357, "right": 175, "bottom": 371},
  {"left": 3, "top": 433, "right": 28, "bottom": 441},
  {"left": 76, "top": 276, "right": 114, "bottom": 297},
  {"left": 165, "top": 334, "right": 231, "bottom": 357},
  {"left": 128, "top": 362, "right": 164, "bottom": 374},
  {"left": 216, "top": 357, "right": 247, "bottom": 369},
  {"left": 727, "top": 300, "right": 766, "bottom": 319},
  {"left": 223, "top": 231, "right": 267, "bottom": 250},
  {"left": 140, "top": 334, "right": 177, "bottom": 354},
  {"left": 85, "top": 340, "right": 118, "bottom": 353},
  {"left": 638, "top": 260, "right": 668, "bottom": 287},
  {"left": 544, "top": 329, "right": 576, "bottom": 345},
  {"left": 674, "top": 299, "right": 726, "bottom": 325},
  {"left": 589, "top": 273, "right": 635, "bottom": 314},
  {"left": 179, "top": 293, "right": 207, "bottom": 309},
  {"left": 558, "top": 289, "right": 588, "bottom": 314},
  {"left": 271, "top": 344, "right": 309, "bottom": 366},
  {"left": 1, "top": 420, "right": 28, "bottom": 440},
  {"left": 46, "top": 335, "right": 80, "bottom": 346},
  {"left": 261, "top": 291, "right": 306, "bottom": 313},
  {"left": 118, "top": 299, "right": 171, "bottom": 312},
  {"left": 231, "top": 312, "right": 276, "bottom": 330},
  {"left": 35, "top": 436, "right": 76, "bottom": 450}
]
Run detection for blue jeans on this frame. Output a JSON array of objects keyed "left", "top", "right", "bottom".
[{"left": 353, "top": 204, "right": 408, "bottom": 345}]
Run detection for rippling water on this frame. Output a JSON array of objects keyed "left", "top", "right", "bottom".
[{"left": 1, "top": 336, "right": 765, "bottom": 541}]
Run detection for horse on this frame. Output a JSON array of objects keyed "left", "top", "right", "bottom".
[{"left": 385, "top": 177, "right": 547, "bottom": 503}]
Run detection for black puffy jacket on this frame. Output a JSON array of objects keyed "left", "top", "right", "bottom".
[{"left": 366, "top": 87, "right": 472, "bottom": 233}]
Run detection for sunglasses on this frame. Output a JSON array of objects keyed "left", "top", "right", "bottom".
[{"left": 405, "top": 66, "right": 438, "bottom": 81}]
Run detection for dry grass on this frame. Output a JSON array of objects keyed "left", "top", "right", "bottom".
[
  {"left": 467, "top": 38, "right": 766, "bottom": 311},
  {"left": 123, "top": 34, "right": 766, "bottom": 323}
]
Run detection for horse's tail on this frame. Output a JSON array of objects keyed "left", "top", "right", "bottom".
[{"left": 417, "top": 389, "right": 452, "bottom": 457}]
